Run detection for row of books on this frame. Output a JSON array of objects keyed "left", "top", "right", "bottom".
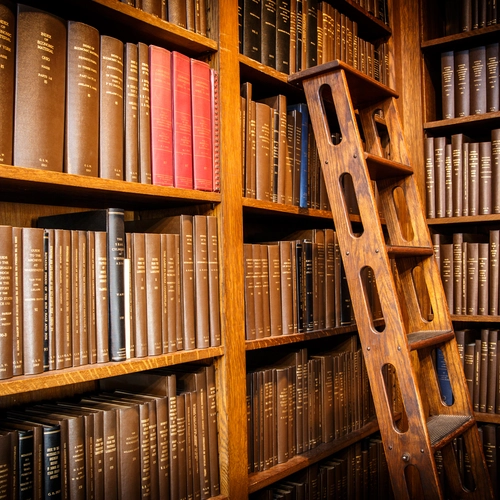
[
  {"left": 424, "top": 131, "right": 500, "bottom": 219},
  {"left": 243, "top": 230, "right": 355, "bottom": 340},
  {"left": 440, "top": 0, "right": 498, "bottom": 36},
  {"left": 119, "top": 0, "right": 208, "bottom": 36},
  {"left": 436, "top": 425, "right": 500, "bottom": 498},
  {"left": 433, "top": 231, "right": 499, "bottom": 317},
  {"left": 238, "top": 0, "right": 388, "bottom": 82},
  {"left": 0, "top": 365, "right": 220, "bottom": 500},
  {"left": 317, "top": 3, "right": 389, "bottom": 85},
  {"left": 456, "top": 329, "right": 500, "bottom": 415},
  {"left": 0, "top": 3, "right": 219, "bottom": 191},
  {"left": 0, "top": 210, "right": 221, "bottom": 380},
  {"left": 250, "top": 436, "right": 393, "bottom": 500},
  {"left": 241, "top": 83, "right": 330, "bottom": 210},
  {"left": 441, "top": 44, "right": 500, "bottom": 120},
  {"left": 247, "top": 342, "right": 376, "bottom": 473}
]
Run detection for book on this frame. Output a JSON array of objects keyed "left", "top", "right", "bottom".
[
  {"left": 255, "top": 101, "right": 273, "bottom": 201},
  {"left": 479, "top": 141, "right": 492, "bottom": 214},
  {"left": 138, "top": 42, "right": 152, "bottom": 184},
  {"left": 276, "top": 0, "right": 291, "bottom": 73},
  {"left": 470, "top": 44, "right": 487, "bottom": 115},
  {"left": 486, "top": 43, "right": 499, "bottom": 112},
  {"left": 451, "top": 133, "right": 469, "bottom": 217},
  {"left": 433, "top": 136, "right": 446, "bottom": 218},
  {"left": 193, "top": 215, "right": 210, "bottom": 348},
  {"left": 190, "top": 59, "right": 213, "bottom": 191},
  {"left": 130, "top": 232, "right": 148, "bottom": 357},
  {"left": 145, "top": 232, "right": 162, "bottom": 355},
  {"left": 241, "top": 0, "right": 261, "bottom": 62},
  {"left": 0, "top": 0, "right": 15, "bottom": 166},
  {"left": 149, "top": 45, "right": 173, "bottom": 186},
  {"left": 65, "top": 21, "right": 100, "bottom": 177},
  {"left": 207, "top": 216, "right": 221, "bottom": 347},
  {"left": 38, "top": 209, "right": 127, "bottom": 362},
  {"left": 171, "top": 51, "right": 193, "bottom": 189},
  {"left": 489, "top": 229, "right": 499, "bottom": 315},
  {"left": 454, "top": 48, "right": 470, "bottom": 117},
  {"left": 468, "top": 142, "right": 480, "bottom": 216},
  {"left": 261, "top": 0, "right": 277, "bottom": 68},
  {"left": 0, "top": 226, "right": 13, "bottom": 379},
  {"left": 14, "top": 4, "right": 66, "bottom": 171},
  {"left": 486, "top": 329, "right": 498, "bottom": 413},
  {"left": 436, "top": 348, "right": 453, "bottom": 405},
  {"left": 124, "top": 42, "right": 139, "bottom": 183},
  {"left": 210, "top": 68, "right": 220, "bottom": 192},
  {"left": 424, "top": 137, "right": 435, "bottom": 218}
]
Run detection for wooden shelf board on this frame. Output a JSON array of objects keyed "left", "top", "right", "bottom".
[
  {"left": 474, "top": 413, "right": 500, "bottom": 424},
  {"left": 427, "top": 214, "right": 500, "bottom": 225},
  {"left": 0, "top": 164, "right": 220, "bottom": 210},
  {"left": 421, "top": 24, "right": 500, "bottom": 52},
  {"left": 242, "top": 198, "right": 333, "bottom": 220},
  {"left": 424, "top": 111, "right": 500, "bottom": 135},
  {"left": 0, "top": 347, "right": 224, "bottom": 397},
  {"left": 451, "top": 314, "right": 500, "bottom": 323},
  {"left": 245, "top": 324, "right": 359, "bottom": 350},
  {"left": 332, "top": 0, "right": 391, "bottom": 39},
  {"left": 248, "top": 418, "right": 379, "bottom": 494}
]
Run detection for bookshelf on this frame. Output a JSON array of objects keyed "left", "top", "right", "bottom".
[
  {"left": 6, "top": 0, "right": 496, "bottom": 498},
  {"left": 412, "top": 0, "right": 500, "bottom": 436}
]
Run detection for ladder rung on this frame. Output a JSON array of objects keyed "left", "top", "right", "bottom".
[
  {"left": 407, "top": 330, "right": 455, "bottom": 351},
  {"left": 288, "top": 59, "right": 398, "bottom": 108},
  {"left": 364, "top": 153, "right": 413, "bottom": 180},
  {"left": 387, "top": 245, "right": 434, "bottom": 258},
  {"left": 428, "top": 415, "right": 474, "bottom": 449}
]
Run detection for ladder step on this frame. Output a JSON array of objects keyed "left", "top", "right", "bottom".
[
  {"left": 364, "top": 153, "right": 413, "bottom": 179},
  {"left": 386, "top": 245, "right": 434, "bottom": 258},
  {"left": 288, "top": 59, "right": 398, "bottom": 108},
  {"left": 407, "top": 330, "right": 455, "bottom": 351},
  {"left": 428, "top": 414, "right": 473, "bottom": 449}
]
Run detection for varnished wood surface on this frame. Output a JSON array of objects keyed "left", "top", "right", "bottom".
[
  {"left": 0, "top": 347, "right": 224, "bottom": 397},
  {"left": 421, "top": 23, "right": 500, "bottom": 52},
  {"left": 0, "top": 164, "right": 220, "bottom": 210},
  {"left": 242, "top": 198, "right": 333, "bottom": 219},
  {"left": 248, "top": 418, "right": 380, "bottom": 494},
  {"left": 424, "top": 110, "right": 500, "bottom": 136},
  {"left": 475, "top": 413, "right": 500, "bottom": 424},
  {"left": 427, "top": 214, "right": 500, "bottom": 225}
]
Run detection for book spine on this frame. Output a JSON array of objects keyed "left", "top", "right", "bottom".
[
  {"left": 479, "top": 141, "right": 492, "bottom": 214},
  {"left": 137, "top": 42, "right": 152, "bottom": 184},
  {"left": 0, "top": 225, "right": 13, "bottom": 379},
  {"left": 131, "top": 233, "right": 148, "bottom": 357},
  {"left": 489, "top": 230, "right": 499, "bottom": 315},
  {"left": 207, "top": 216, "right": 221, "bottom": 347},
  {"left": 0, "top": 0, "right": 15, "bottom": 165},
  {"left": 454, "top": 49, "right": 470, "bottom": 117},
  {"left": 124, "top": 43, "right": 139, "bottom": 183},
  {"left": 486, "top": 43, "right": 499, "bottom": 112},
  {"left": 149, "top": 45, "right": 173, "bottom": 186},
  {"left": 492, "top": 129, "right": 500, "bottom": 214},
  {"left": 65, "top": 22, "right": 99, "bottom": 176},
  {"left": 261, "top": 0, "right": 277, "bottom": 68},
  {"left": 171, "top": 51, "right": 193, "bottom": 189},
  {"left": 86, "top": 231, "right": 97, "bottom": 364},
  {"left": 107, "top": 209, "right": 126, "bottom": 361},
  {"left": 468, "top": 142, "right": 480, "bottom": 216},
  {"left": 276, "top": 0, "right": 291, "bottom": 74},
  {"left": 180, "top": 215, "right": 196, "bottom": 350},
  {"left": 190, "top": 59, "right": 213, "bottom": 191},
  {"left": 14, "top": 5, "right": 66, "bottom": 171},
  {"left": 210, "top": 68, "right": 220, "bottom": 193},
  {"left": 145, "top": 232, "right": 162, "bottom": 355},
  {"left": 99, "top": 35, "right": 124, "bottom": 180},
  {"left": 470, "top": 45, "right": 487, "bottom": 115},
  {"left": 434, "top": 136, "right": 446, "bottom": 218},
  {"left": 193, "top": 216, "right": 210, "bottom": 348}
]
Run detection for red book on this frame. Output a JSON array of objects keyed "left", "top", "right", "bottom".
[
  {"left": 190, "top": 59, "right": 213, "bottom": 191},
  {"left": 171, "top": 51, "right": 193, "bottom": 189},
  {"left": 149, "top": 45, "right": 173, "bottom": 186}
]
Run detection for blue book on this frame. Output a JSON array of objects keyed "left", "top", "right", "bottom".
[
  {"left": 287, "top": 103, "right": 309, "bottom": 208},
  {"left": 436, "top": 348, "right": 454, "bottom": 405}
]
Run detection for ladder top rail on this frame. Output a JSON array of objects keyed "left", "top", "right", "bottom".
[{"left": 288, "top": 59, "right": 398, "bottom": 108}]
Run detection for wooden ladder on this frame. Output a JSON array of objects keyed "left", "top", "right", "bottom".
[{"left": 289, "top": 61, "right": 494, "bottom": 499}]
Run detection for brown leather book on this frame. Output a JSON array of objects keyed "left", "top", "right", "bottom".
[
  {"left": 145, "top": 232, "right": 162, "bottom": 355},
  {"left": 454, "top": 48, "right": 470, "bottom": 117},
  {"left": 252, "top": 244, "right": 265, "bottom": 339},
  {"left": 473, "top": 338, "right": 481, "bottom": 411},
  {"left": 99, "top": 35, "right": 124, "bottom": 180},
  {"left": 478, "top": 243, "right": 489, "bottom": 315},
  {"left": 168, "top": 0, "right": 187, "bottom": 28},
  {"left": 489, "top": 229, "right": 499, "bottom": 315},
  {"left": 470, "top": 45, "right": 487, "bottom": 115},
  {"left": 486, "top": 43, "right": 499, "bottom": 112},
  {"left": 94, "top": 231, "right": 110, "bottom": 363},
  {"left": 14, "top": 4, "right": 66, "bottom": 171},
  {"left": 162, "top": 233, "right": 180, "bottom": 353},
  {"left": 486, "top": 329, "right": 498, "bottom": 413},
  {"left": 464, "top": 341, "right": 476, "bottom": 404},
  {"left": 466, "top": 242, "right": 479, "bottom": 315},
  {"left": 259, "top": 244, "right": 272, "bottom": 338},
  {"left": 433, "top": 136, "right": 447, "bottom": 218},
  {"left": 0, "top": 428, "right": 17, "bottom": 499},
  {"left": 0, "top": 0, "right": 15, "bottom": 166},
  {"left": 206, "top": 216, "right": 221, "bottom": 347},
  {"left": 285, "top": 112, "right": 295, "bottom": 205},
  {"left": 479, "top": 141, "right": 492, "bottom": 215},
  {"left": 130, "top": 233, "right": 147, "bottom": 357},
  {"left": 445, "top": 143, "right": 453, "bottom": 217},
  {"left": 468, "top": 142, "right": 480, "bottom": 216},
  {"left": 0, "top": 226, "right": 13, "bottom": 379},
  {"left": 452, "top": 233, "right": 464, "bottom": 315},
  {"left": 424, "top": 136, "right": 436, "bottom": 218},
  {"left": 11, "top": 227, "right": 22, "bottom": 376},
  {"left": 193, "top": 215, "right": 210, "bottom": 348},
  {"left": 479, "top": 329, "right": 489, "bottom": 412},
  {"left": 310, "top": 353, "right": 334, "bottom": 444},
  {"left": 267, "top": 244, "right": 283, "bottom": 336},
  {"left": 142, "top": 0, "right": 161, "bottom": 16},
  {"left": 70, "top": 231, "right": 81, "bottom": 367},
  {"left": 22, "top": 227, "right": 45, "bottom": 375},
  {"left": 65, "top": 21, "right": 100, "bottom": 176},
  {"left": 138, "top": 42, "right": 152, "bottom": 184},
  {"left": 276, "top": 0, "right": 291, "bottom": 74},
  {"left": 492, "top": 129, "right": 500, "bottom": 214},
  {"left": 255, "top": 101, "right": 273, "bottom": 201},
  {"left": 244, "top": 243, "right": 256, "bottom": 340},
  {"left": 77, "top": 231, "right": 90, "bottom": 366},
  {"left": 440, "top": 243, "right": 454, "bottom": 312},
  {"left": 451, "top": 133, "right": 470, "bottom": 217},
  {"left": 124, "top": 43, "right": 139, "bottom": 183},
  {"left": 43, "top": 229, "right": 56, "bottom": 371},
  {"left": 261, "top": 0, "right": 277, "bottom": 69},
  {"left": 274, "top": 366, "right": 289, "bottom": 464},
  {"left": 278, "top": 241, "right": 294, "bottom": 335},
  {"left": 86, "top": 231, "right": 97, "bottom": 365}
]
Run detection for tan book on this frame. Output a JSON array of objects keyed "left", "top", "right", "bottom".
[
  {"left": 124, "top": 42, "right": 139, "bottom": 183},
  {"left": 193, "top": 215, "right": 210, "bottom": 348},
  {"left": 207, "top": 216, "right": 221, "bottom": 347},
  {"left": 255, "top": 101, "right": 273, "bottom": 201},
  {"left": 138, "top": 42, "right": 152, "bottom": 184},
  {"left": 278, "top": 241, "right": 294, "bottom": 335},
  {"left": 86, "top": 231, "right": 97, "bottom": 364},
  {"left": 131, "top": 233, "right": 148, "bottom": 357},
  {"left": 12, "top": 226, "right": 22, "bottom": 376},
  {"left": 243, "top": 243, "right": 256, "bottom": 340},
  {"left": 145, "top": 232, "right": 162, "bottom": 355},
  {"left": 94, "top": 231, "right": 110, "bottom": 363},
  {"left": 22, "top": 227, "right": 45, "bottom": 375},
  {"left": 0, "top": 226, "right": 13, "bottom": 379},
  {"left": 267, "top": 244, "right": 283, "bottom": 336},
  {"left": 65, "top": 21, "right": 100, "bottom": 176},
  {"left": 71, "top": 231, "right": 82, "bottom": 367},
  {"left": 13, "top": 5, "right": 66, "bottom": 171},
  {"left": 162, "top": 233, "right": 180, "bottom": 353}
]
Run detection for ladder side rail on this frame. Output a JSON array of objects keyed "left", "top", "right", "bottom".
[{"left": 302, "top": 71, "right": 445, "bottom": 498}]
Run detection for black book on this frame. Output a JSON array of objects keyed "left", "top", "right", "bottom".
[
  {"left": 37, "top": 209, "right": 127, "bottom": 361},
  {"left": 242, "top": 0, "right": 262, "bottom": 62},
  {"left": 261, "top": 0, "right": 277, "bottom": 68},
  {"left": 276, "top": 0, "right": 291, "bottom": 73}
]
